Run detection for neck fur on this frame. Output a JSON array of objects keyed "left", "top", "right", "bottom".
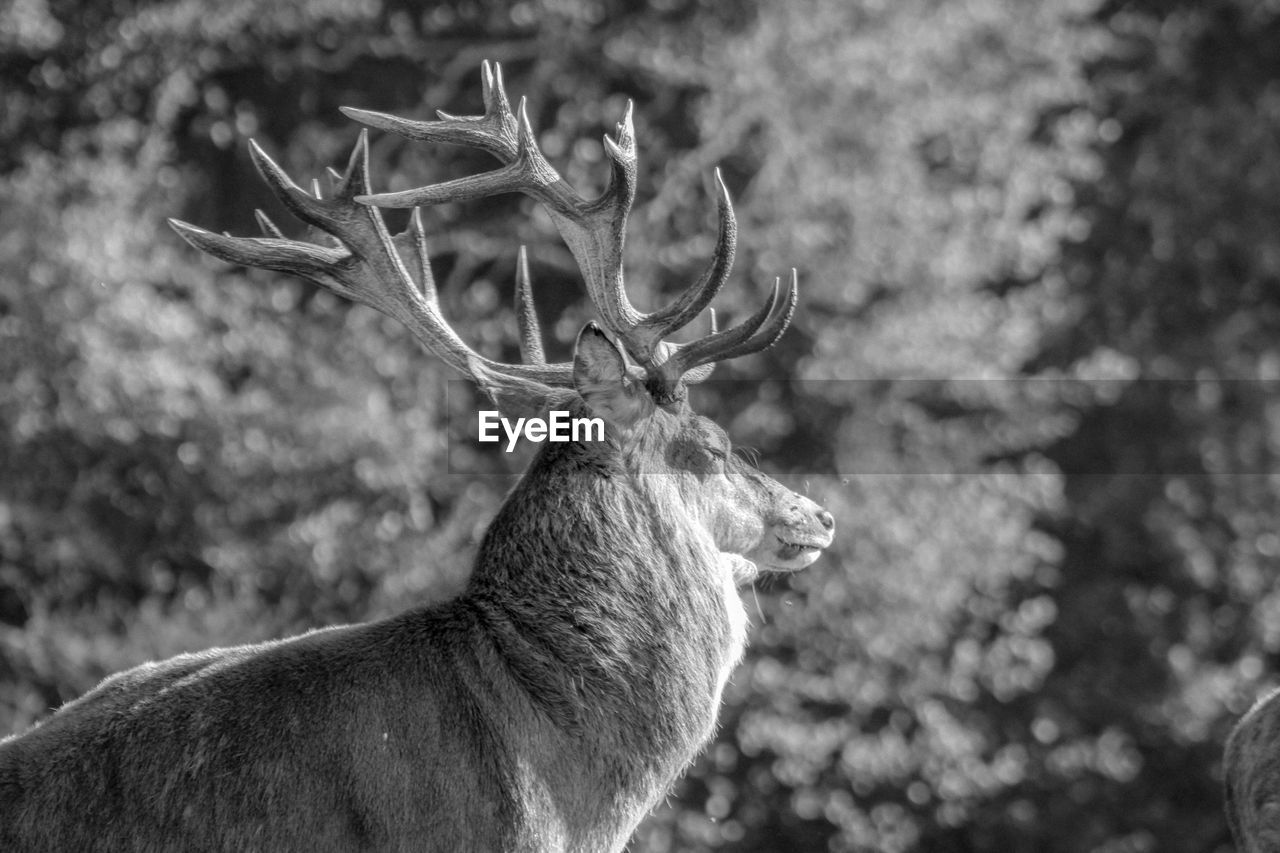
[{"left": 465, "top": 431, "right": 741, "bottom": 780}]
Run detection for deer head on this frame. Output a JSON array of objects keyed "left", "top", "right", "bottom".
[
  {"left": 2, "top": 63, "right": 834, "bottom": 853},
  {"left": 167, "top": 59, "right": 829, "bottom": 579}
]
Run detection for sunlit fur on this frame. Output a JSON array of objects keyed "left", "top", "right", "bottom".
[
  {"left": 0, "top": 332, "right": 833, "bottom": 852},
  {"left": 1226, "top": 687, "right": 1280, "bottom": 853}
]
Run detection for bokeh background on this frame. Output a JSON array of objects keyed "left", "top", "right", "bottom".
[{"left": 2, "top": 0, "right": 1277, "bottom": 850}]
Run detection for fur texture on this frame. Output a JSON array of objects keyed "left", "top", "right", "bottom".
[{"left": 1226, "top": 687, "right": 1280, "bottom": 853}]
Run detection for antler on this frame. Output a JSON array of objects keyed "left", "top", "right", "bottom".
[
  {"left": 168, "top": 132, "right": 575, "bottom": 399},
  {"left": 346, "top": 61, "right": 796, "bottom": 400},
  {"left": 170, "top": 62, "right": 796, "bottom": 405},
  {"left": 169, "top": 134, "right": 574, "bottom": 401}
]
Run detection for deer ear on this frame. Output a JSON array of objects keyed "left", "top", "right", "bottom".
[{"left": 573, "top": 323, "right": 648, "bottom": 430}]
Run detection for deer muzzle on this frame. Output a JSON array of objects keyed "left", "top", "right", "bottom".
[{"left": 753, "top": 493, "right": 835, "bottom": 571}]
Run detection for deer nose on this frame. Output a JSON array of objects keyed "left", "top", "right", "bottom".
[{"left": 817, "top": 509, "right": 835, "bottom": 531}]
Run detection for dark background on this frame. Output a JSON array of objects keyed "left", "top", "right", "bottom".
[{"left": 1, "top": 1, "right": 1276, "bottom": 850}]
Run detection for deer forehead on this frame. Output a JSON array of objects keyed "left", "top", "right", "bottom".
[{"left": 648, "top": 406, "right": 725, "bottom": 444}]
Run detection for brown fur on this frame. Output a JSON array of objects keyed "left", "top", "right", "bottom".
[{"left": 0, "top": 331, "right": 834, "bottom": 852}]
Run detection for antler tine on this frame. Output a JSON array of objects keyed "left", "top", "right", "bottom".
[
  {"left": 514, "top": 246, "right": 546, "bottom": 365},
  {"left": 168, "top": 217, "right": 352, "bottom": 296},
  {"left": 656, "top": 270, "right": 798, "bottom": 387},
  {"left": 604, "top": 168, "right": 737, "bottom": 370},
  {"left": 254, "top": 209, "right": 285, "bottom": 239},
  {"left": 341, "top": 60, "right": 519, "bottom": 162},
  {"left": 388, "top": 207, "right": 437, "bottom": 300},
  {"left": 170, "top": 130, "right": 574, "bottom": 392},
  {"left": 641, "top": 169, "right": 736, "bottom": 338}
]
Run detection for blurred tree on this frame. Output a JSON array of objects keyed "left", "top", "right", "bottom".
[{"left": 1016, "top": 2, "right": 1280, "bottom": 852}]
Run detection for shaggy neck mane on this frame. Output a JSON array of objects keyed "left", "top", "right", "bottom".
[{"left": 464, "top": 413, "right": 736, "bottom": 781}]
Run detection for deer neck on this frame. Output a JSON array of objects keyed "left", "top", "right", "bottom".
[{"left": 465, "top": 443, "right": 744, "bottom": 791}]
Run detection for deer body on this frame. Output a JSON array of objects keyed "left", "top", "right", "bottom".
[
  {"left": 0, "top": 64, "right": 833, "bottom": 851},
  {"left": 0, "top": 416, "right": 776, "bottom": 851}
]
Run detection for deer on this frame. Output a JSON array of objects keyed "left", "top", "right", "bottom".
[
  {"left": 0, "top": 62, "right": 834, "bottom": 852},
  {"left": 1225, "top": 687, "right": 1280, "bottom": 852}
]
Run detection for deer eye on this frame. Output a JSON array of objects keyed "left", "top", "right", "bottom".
[{"left": 702, "top": 442, "right": 732, "bottom": 470}]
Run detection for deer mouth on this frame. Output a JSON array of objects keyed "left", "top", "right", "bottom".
[{"left": 765, "top": 531, "right": 832, "bottom": 570}]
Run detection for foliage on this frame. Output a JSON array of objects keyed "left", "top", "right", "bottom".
[{"left": 1, "top": 0, "right": 1274, "bottom": 850}]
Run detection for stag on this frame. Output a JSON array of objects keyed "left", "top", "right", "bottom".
[
  {"left": 1226, "top": 687, "right": 1280, "bottom": 851},
  {"left": 0, "top": 63, "right": 834, "bottom": 852}
]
